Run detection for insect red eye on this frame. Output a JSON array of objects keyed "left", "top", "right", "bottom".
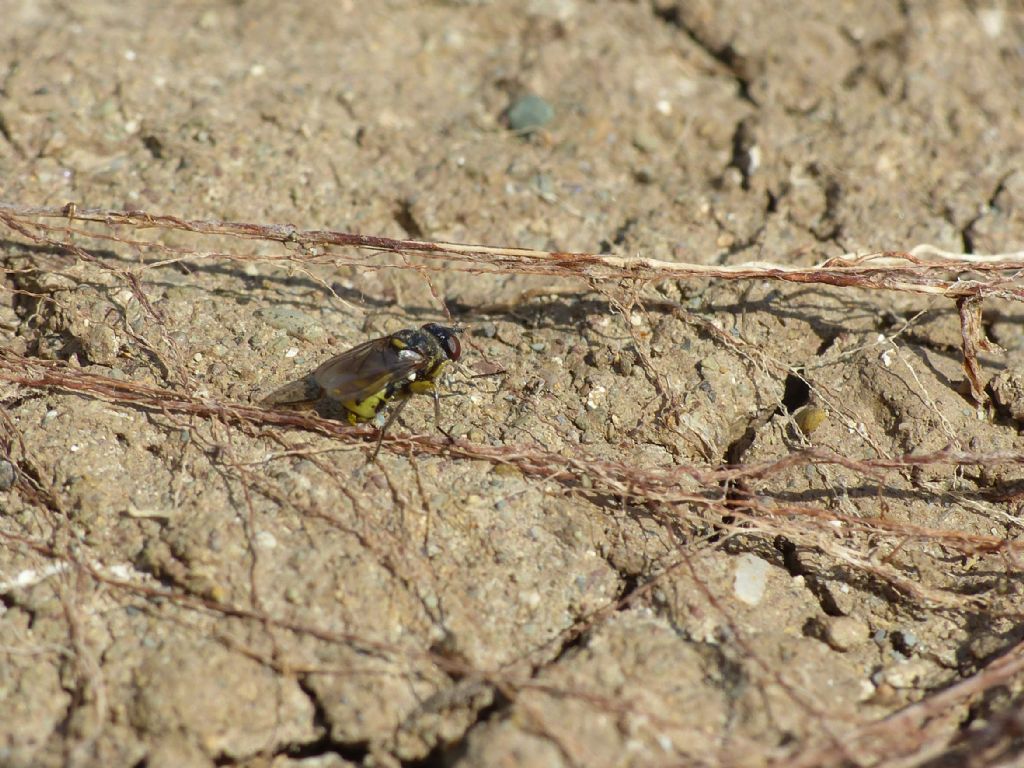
[{"left": 446, "top": 334, "right": 462, "bottom": 361}]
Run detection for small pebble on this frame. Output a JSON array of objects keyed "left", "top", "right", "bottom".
[
  {"left": 633, "top": 167, "right": 655, "bottom": 184},
  {"left": 522, "top": 590, "right": 541, "bottom": 609},
  {"left": 881, "top": 658, "right": 931, "bottom": 689},
  {"left": 869, "top": 681, "right": 898, "bottom": 705},
  {"left": 632, "top": 128, "right": 660, "bottom": 154},
  {"left": 892, "top": 629, "right": 919, "bottom": 655},
  {"left": 506, "top": 94, "right": 554, "bottom": 134},
  {"left": 794, "top": 404, "right": 827, "bottom": 435},
  {"left": 254, "top": 531, "right": 277, "bottom": 549},
  {"left": 0, "top": 459, "right": 15, "bottom": 491},
  {"left": 733, "top": 553, "right": 770, "bottom": 606},
  {"left": 824, "top": 615, "right": 869, "bottom": 651},
  {"left": 989, "top": 367, "right": 1024, "bottom": 420}
]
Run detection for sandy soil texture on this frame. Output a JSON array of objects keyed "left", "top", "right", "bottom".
[{"left": 2, "top": 1, "right": 1024, "bottom": 766}]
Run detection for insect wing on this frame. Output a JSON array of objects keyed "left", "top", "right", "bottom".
[
  {"left": 312, "top": 336, "right": 426, "bottom": 403},
  {"left": 261, "top": 375, "right": 321, "bottom": 407}
]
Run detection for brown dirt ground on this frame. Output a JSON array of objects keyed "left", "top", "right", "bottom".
[{"left": 2, "top": 1, "right": 1024, "bottom": 767}]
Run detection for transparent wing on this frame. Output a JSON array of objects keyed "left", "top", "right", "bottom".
[
  {"left": 260, "top": 374, "right": 322, "bottom": 407},
  {"left": 313, "top": 336, "right": 426, "bottom": 403}
]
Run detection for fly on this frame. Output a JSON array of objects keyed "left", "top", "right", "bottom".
[{"left": 261, "top": 323, "right": 463, "bottom": 459}]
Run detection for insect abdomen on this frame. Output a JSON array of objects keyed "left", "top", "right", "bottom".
[
  {"left": 261, "top": 376, "right": 323, "bottom": 407},
  {"left": 341, "top": 389, "right": 389, "bottom": 423}
]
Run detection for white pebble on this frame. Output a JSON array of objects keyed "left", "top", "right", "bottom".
[{"left": 733, "top": 553, "right": 770, "bottom": 605}]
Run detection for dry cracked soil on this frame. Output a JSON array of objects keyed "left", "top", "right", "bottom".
[{"left": 2, "top": 1, "right": 1024, "bottom": 767}]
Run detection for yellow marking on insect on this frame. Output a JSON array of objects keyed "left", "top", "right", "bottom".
[
  {"left": 408, "top": 379, "right": 436, "bottom": 395},
  {"left": 342, "top": 390, "right": 388, "bottom": 422}
]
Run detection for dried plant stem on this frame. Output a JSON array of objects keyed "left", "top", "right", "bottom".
[
  {"left": 1, "top": 203, "right": 1023, "bottom": 299},
  {"left": 1, "top": 352, "right": 1020, "bottom": 561}
]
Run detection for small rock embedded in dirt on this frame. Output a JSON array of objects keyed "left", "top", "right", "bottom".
[
  {"left": 0, "top": 459, "right": 16, "bottom": 490},
  {"left": 506, "top": 94, "right": 554, "bottom": 134},
  {"left": 823, "top": 615, "right": 869, "bottom": 652},
  {"left": 892, "top": 629, "right": 919, "bottom": 655},
  {"left": 880, "top": 658, "right": 934, "bottom": 689},
  {"left": 794, "top": 404, "right": 827, "bottom": 436},
  {"left": 989, "top": 367, "right": 1024, "bottom": 421},
  {"left": 733, "top": 553, "right": 770, "bottom": 605}
]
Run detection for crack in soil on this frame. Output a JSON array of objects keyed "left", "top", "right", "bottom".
[
  {"left": 279, "top": 674, "right": 371, "bottom": 763},
  {"left": 650, "top": 3, "right": 757, "bottom": 105}
]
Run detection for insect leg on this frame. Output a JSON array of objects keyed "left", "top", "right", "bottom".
[
  {"left": 431, "top": 386, "right": 457, "bottom": 445},
  {"left": 408, "top": 379, "right": 450, "bottom": 441},
  {"left": 371, "top": 395, "right": 410, "bottom": 462}
]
